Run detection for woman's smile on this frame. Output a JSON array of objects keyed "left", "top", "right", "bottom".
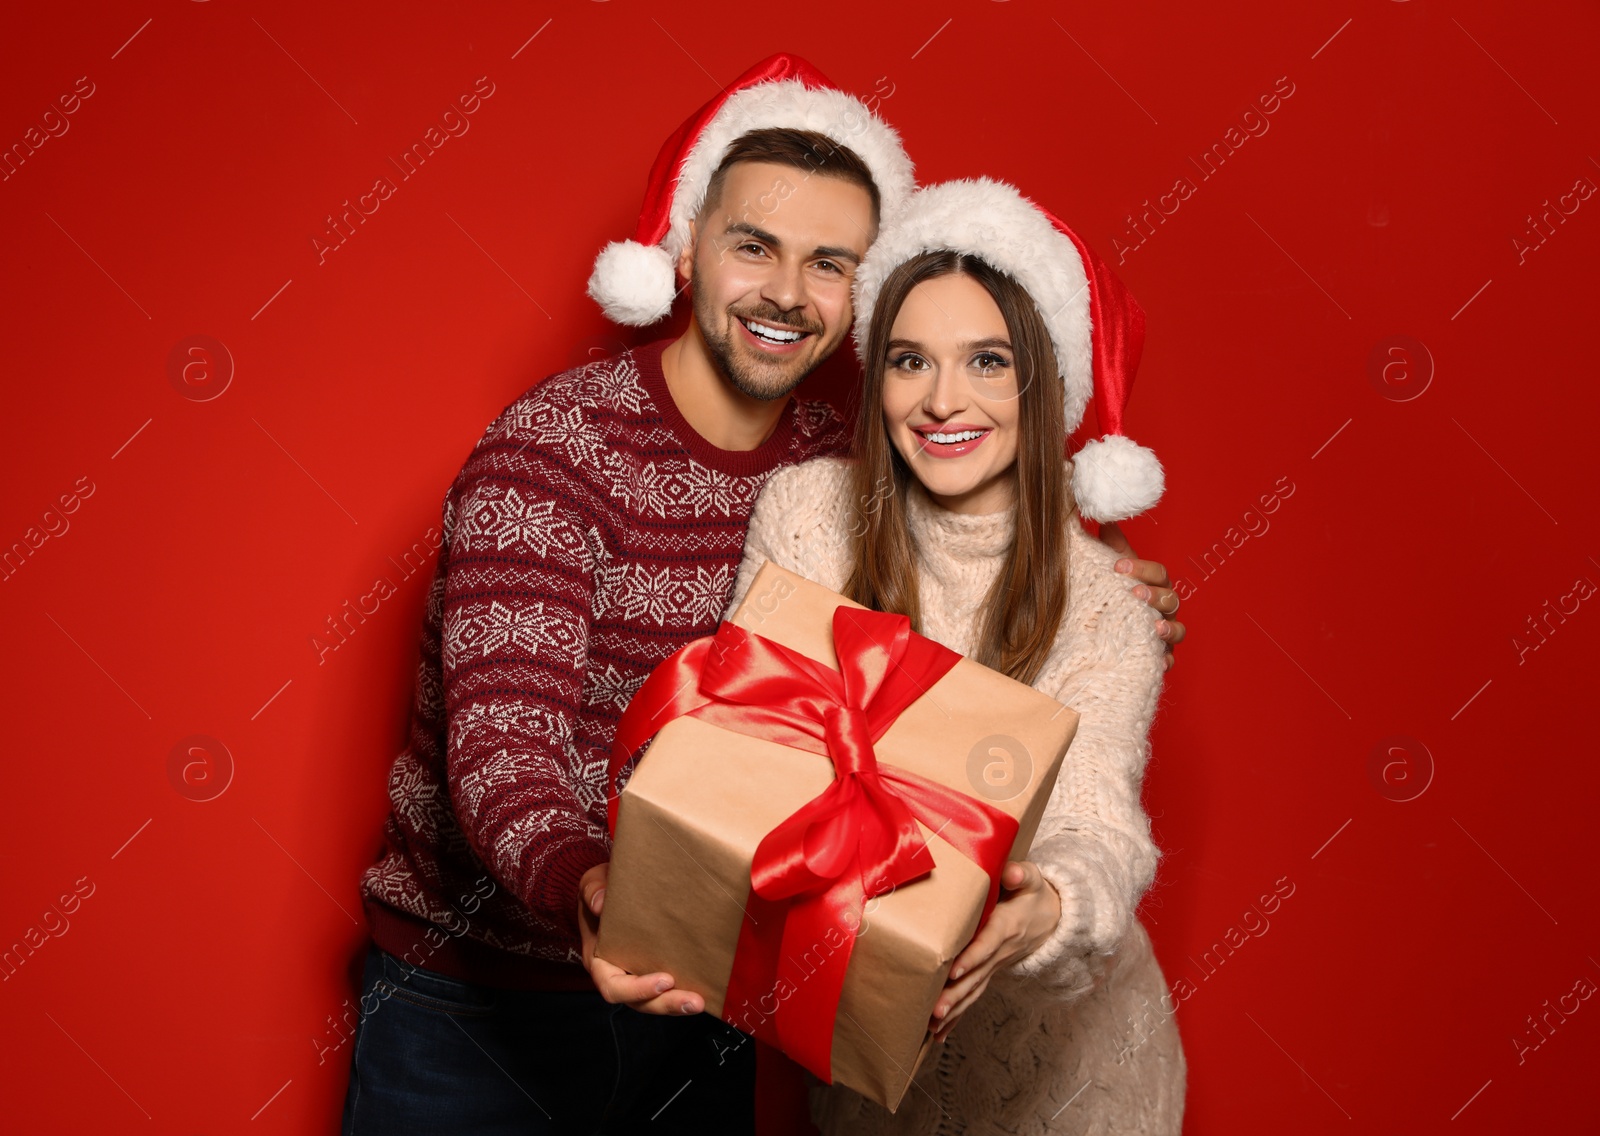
[{"left": 910, "top": 422, "right": 994, "bottom": 457}]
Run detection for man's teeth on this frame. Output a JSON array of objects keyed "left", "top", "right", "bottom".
[
  {"left": 743, "top": 319, "right": 805, "bottom": 344},
  {"left": 926, "top": 429, "right": 986, "bottom": 444}
]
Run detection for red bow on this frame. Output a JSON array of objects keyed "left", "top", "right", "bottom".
[{"left": 608, "top": 606, "right": 1018, "bottom": 1081}]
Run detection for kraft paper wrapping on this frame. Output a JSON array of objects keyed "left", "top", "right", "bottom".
[{"left": 594, "top": 562, "right": 1079, "bottom": 1111}]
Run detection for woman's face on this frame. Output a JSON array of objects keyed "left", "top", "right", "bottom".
[{"left": 881, "top": 272, "right": 1021, "bottom": 515}]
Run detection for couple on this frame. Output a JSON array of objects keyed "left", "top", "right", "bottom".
[{"left": 342, "top": 53, "right": 1184, "bottom": 1135}]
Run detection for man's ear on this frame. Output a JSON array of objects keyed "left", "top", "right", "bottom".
[{"left": 676, "top": 218, "right": 698, "bottom": 283}]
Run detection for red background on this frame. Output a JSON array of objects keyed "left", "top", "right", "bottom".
[{"left": 3, "top": 1, "right": 1596, "bottom": 1132}]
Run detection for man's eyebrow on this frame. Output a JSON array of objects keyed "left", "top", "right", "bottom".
[
  {"left": 723, "top": 222, "right": 780, "bottom": 246},
  {"left": 812, "top": 245, "right": 862, "bottom": 267},
  {"left": 722, "top": 223, "right": 862, "bottom": 266}
]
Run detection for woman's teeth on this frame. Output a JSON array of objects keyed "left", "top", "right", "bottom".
[
  {"left": 742, "top": 319, "right": 805, "bottom": 344},
  {"left": 926, "top": 429, "right": 986, "bottom": 443}
]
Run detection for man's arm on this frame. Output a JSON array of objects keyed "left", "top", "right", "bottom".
[{"left": 439, "top": 441, "right": 610, "bottom": 953}]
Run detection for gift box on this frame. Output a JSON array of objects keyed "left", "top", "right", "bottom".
[{"left": 594, "top": 562, "right": 1079, "bottom": 1111}]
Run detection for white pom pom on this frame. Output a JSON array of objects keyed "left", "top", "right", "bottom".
[
  {"left": 587, "top": 240, "right": 677, "bottom": 326},
  {"left": 1072, "top": 435, "right": 1165, "bottom": 523}
]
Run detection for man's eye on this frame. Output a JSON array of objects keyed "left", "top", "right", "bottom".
[
  {"left": 739, "top": 243, "right": 766, "bottom": 257},
  {"left": 815, "top": 260, "right": 841, "bottom": 274}
]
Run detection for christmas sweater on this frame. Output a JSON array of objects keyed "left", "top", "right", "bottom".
[{"left": 358, "top": 339, "right": 850, "bottom": 985}]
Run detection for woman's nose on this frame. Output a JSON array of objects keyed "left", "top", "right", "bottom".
[{"left": 924, "top": 362, "right": 968, "bottom": 419}]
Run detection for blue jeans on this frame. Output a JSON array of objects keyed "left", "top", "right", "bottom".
[{"left": 340, "top": 944, "right": 756, "bottom": 1135}]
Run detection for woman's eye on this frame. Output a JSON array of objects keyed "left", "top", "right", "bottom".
[
  {"left": 973, "top": 352, "right": 1010, "bottom": 373},
  {"left": 889, "top": 353, "right": 928, "bottom": 372}
]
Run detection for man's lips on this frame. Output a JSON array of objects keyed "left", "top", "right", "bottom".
[
  {"left": 737, "top": 316, "right": 814, "bottom": 354},
  {"left": 911, "top": 422, "right": 993, "bottom": 458}
]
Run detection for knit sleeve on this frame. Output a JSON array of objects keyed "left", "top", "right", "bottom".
[
  {"left": 439, "top": 425, "right": 611, "bottom": 954},
  {"left": 1009, "top": 519, "right": 1166, "bottom": 997},
  {"left": 724, "top": 457, "right": 855, "bottom": 617}
]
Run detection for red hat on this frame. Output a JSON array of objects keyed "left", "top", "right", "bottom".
[
  {"left": 851, "top": 178, "right": 1162, "bottom": 523},
  {"left": 587, "top": 53, "right": 915, "bottom": 326}
]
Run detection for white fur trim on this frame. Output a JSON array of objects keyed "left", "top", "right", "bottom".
[
  {"left": 587, "top": 240, "right": 677, "bottom": 327},
  {"left": 852, "top": 178, "right": 1094, "bottom": 435},
  {"left": 663, "top": 79, "right": 916, "bottom": 266},
  {"left": 1072, "top": 435, "right": 1165, "bottom": 522}
]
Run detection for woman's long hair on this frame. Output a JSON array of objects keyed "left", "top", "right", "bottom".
[{"left": 844, "top": 251, "right": 1071, "bottom": 686}]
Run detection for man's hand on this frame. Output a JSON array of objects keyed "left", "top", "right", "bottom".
[
  {"left": 578, "top": 862, "right": 704, "bottom": 1015},
  {"left": 1097, "top": 520, "right": 1186, "bottom": 670},
  {"left": 929, "top": 861, "right": 1060, "bottom": 1043}
]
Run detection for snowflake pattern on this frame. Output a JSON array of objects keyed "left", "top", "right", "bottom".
[
  {"left": 425, "top": 568, "right": 446, "bottom": 628},
  {"left": 604, "top": 454, "right": 757, "bottom": 520},
  {"left": 451, "top": 697, "right": 573, "bottom": 753},
  {"left": 389, "top": 750, "right": 444, "bottom": 842},
  {"left": 360, "top": 342, "right": 853, "bottom": 966},
  {"left": 798, "top": 397, "right": 845, "bottom": 442},
  {"left": 453, "top": 484, "right": 586, "bottom": 561},
  {"left": 527, "top": 402, "right": 607, "bottom": 469},
  {"left": 415, "top": 657, "right": 445, "bottom": 720},
  {"left": 584, "top": 662, "right": 645, "bottom": 713},
  {"left": 456, "top": 747, "right": 539, "bottom": 821},
  {"left": 604, "top": 562, "right": 734, "bottom": 627},
  {"left": 570, "top": 753, "right": 613, "bottom": 813},
  {"left": 587, "top": 356, "right": 648, "bottom": 415},
  {"left": 445, "top": 598, "right": 584, "bottom": 664},
  {"left": 586, "top": 526, "right": 623, "bottom": 621},
  {"left": 489, "top": 793, "right": 602, "bottom": 887}
]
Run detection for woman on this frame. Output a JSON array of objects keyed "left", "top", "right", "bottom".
[{"left": 722, "top": 179, "right": 1185, "bottom": 1134}]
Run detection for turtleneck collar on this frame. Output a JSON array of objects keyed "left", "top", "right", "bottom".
[{"left": 903, "top": 476, "right": 1016, "bottom": 589}]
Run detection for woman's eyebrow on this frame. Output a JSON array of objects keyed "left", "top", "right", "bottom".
[{"left": 885, "top": 336, "right": 1013, "bottom": 351}]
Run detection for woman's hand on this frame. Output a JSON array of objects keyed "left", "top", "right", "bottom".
[
  {"left": 1097, "top": 520, "right": 1186, "bottom": 669},
  {"left": 929, "top": 861, "right": 1061, "bottom": 1043}
]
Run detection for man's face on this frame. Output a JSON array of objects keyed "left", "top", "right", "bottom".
[{"left": 680, "top": 160, "right": 876, "bottom": 401}]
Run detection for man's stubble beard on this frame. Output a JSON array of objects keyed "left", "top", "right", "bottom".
[{"left": 691, "top": 270, "right": 838, "bottom": 403}]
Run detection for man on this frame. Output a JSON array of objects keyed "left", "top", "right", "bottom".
[{"left": 341, "top": 54, "right": 1184, "bottom": 1135}]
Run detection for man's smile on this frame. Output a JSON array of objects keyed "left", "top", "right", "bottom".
[{"left": 736, "top": 316, "right": 814, "bottom": 353}]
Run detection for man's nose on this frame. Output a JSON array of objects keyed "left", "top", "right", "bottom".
[{"left": 761, "top": 257, "right": 807, "bottom": 317}]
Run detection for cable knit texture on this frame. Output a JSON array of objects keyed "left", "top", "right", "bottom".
[{"left": 724, "top": 457, "right": 1185, "bottom": 1135}]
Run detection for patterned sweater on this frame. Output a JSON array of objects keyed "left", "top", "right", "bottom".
[
  {"left": 725, "top": 458, "right": 1186, "bottom": 1136},
  {"left": 358, "top": 340, "right": 850, "bottom": 984}
]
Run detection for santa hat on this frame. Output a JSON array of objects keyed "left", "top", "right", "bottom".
[
  {"left": 852, "top": 178, "right": 1163, "bottom": 523},
  {"left": 587, "top": 53, "right": 915, "bottom": 326}
]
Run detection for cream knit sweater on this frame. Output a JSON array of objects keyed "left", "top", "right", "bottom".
[{"left": 724, "top": 457, "right": 1186, "bottom": 1136}]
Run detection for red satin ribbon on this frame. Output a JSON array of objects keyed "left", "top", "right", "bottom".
[{"left": 608, "top": 606, "right": 1020, "bottom": 1083}]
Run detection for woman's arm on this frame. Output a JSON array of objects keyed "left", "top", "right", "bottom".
[
  {"left": 930, "top": 522, "right": 1168, "bottom": 1033},
  {"left": 1008, "top": 521, "right": 1168, "bottom": 996},
  {"left": 723, "top": 458, "right": 852, "bottom": 619}
]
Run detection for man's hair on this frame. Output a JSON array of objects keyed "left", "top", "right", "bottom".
[{"left": 699, "top": 127, "right": 880, "bottom": 226}]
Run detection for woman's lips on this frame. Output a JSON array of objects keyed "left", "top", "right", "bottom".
[{"left": 911, "top": 424, "right": 992, "bottom": 458}]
